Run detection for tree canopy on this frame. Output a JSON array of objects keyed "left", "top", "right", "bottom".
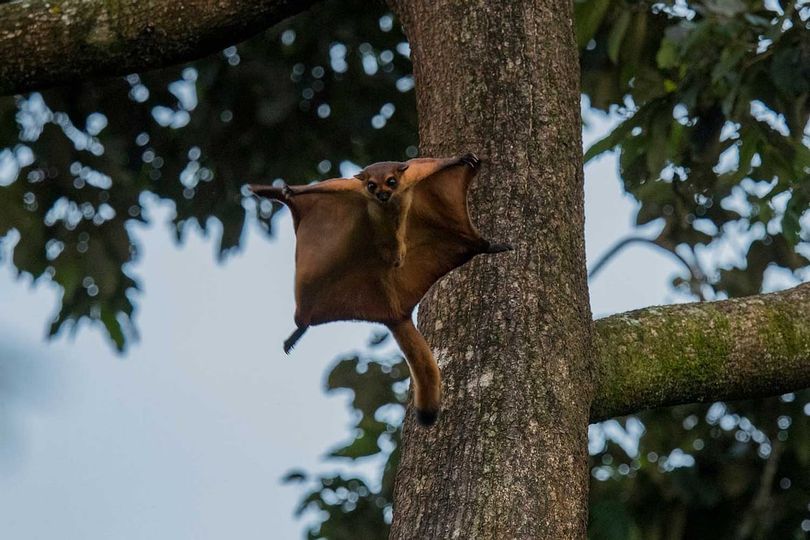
[
  {"left": 1, "top": 0, "right": 416, "bottom": 349},
  {"left": 0, "top": 0, "right": 808, "bottom": 537},
  {"left": 1, "top": 0, "right": 806, "bottom": 349}
]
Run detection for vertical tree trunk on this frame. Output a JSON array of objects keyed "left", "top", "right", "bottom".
[{"left": 388, "top": 1, "right": 594, "bottom": 538}]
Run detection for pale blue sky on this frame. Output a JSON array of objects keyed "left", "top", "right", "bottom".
[{"left": 0, "top": 111, "right": 702, "bottom": 539}]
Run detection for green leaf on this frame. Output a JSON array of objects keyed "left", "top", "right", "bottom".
[
  {"left": 575, "top": 0, "right": 613, "bottom": 49},
  {"left": 590, "top": 500, "right": 633, "bottom": 540},
  {"left": 656, "top": 37, "right": 679, "bottom": 70},
  {"left": 100, "top": 307, "right": 126, "bottom": 351},
  {"left": 282, "top": 470, "right": 308, "bottom": 483},
  {"left": 781, "top": 189, "right": 808, "bottom": 246},
  {"left": 703, "top": 0, "right": 746, "bottom": 18},
  {"left": 719, "top": 127, "right": 759, "bottom": 187},
  {"left": 770, "top": 37, "right": 810, "bottom": 95},
  {"left": 368, "top": 331, "right": 389, "bottom": 346},
  {"left": 329, "top": 425, "right": 383, "bottom": 459},
  {"left": 710, "top": 47, "right": 745, "bottom": 84},
  {"left": 607, "top": 11, "right": 632, "bottom": 64},
  {"left": 584, "top": 115, "right": 639, "bottom": 163},
  {"left": 645, "top": 111, "right": 672, "bottom": 175}
]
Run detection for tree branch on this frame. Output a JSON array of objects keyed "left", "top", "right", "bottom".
[
  {"left": 0, "top": 0, "right": 319, "bottom": 95},
  {"left": 589, "top": 235, "right": 708, "bottom": 300},
  {"left": 588, "top": 236, "right": 652, "bottom": 279},
  {"left": 592, "top": 282, "right": 810, "bottom": 421}
]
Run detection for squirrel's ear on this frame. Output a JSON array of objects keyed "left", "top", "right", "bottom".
[
  {"left": 353, "top": 171, "right": 367, "bottom": 181},
  {"left": 397, "top": 163, "right": 409, "bottom": 172}
]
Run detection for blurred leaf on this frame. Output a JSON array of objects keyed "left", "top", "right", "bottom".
[
  {"left": 607, "top": 11, "right": 631, "bottom": 64},
  {"left": 575, "top": 0, "right": 613, "bottom": 49},
  {"left": 584, "top": 112, "right": 642, "bottom": 163},
  {"left": 283, "top": 470, "right": 308, "bottom": 483}
]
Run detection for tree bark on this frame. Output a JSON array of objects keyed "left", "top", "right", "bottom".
[
  {"left": 0, "top": 0, "right": 318, "bottom": 95},
  {"left": 5, "top": 1, "right": 808, "bottom": 537},
  {"left": 388, "top": 1, "right": 593, "bottom": 539},
  {"left": 592, "top": 282, "right": 810, "bottom": 421}
]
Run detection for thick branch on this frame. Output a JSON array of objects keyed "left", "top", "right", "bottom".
[
  {"left": 592, "top": 282, "right": 810, "bottom": 421},
  {"left": 0, "top": 0, "right": 319, "bottom": 95}
]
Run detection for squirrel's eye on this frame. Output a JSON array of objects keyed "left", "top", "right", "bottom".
[
  {"left": 367, "top": 182, "right": 377, "bottom": 192},
  {"left": 385, "top": 177, "right": 397, "bottom": 188}
]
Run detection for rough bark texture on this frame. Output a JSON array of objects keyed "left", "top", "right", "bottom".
[
  {"left": 5, "top": 1, "right": 809, "bottom": 537},
  {"left": 592, "top": 282, "right": 810, "bottom": 421},
  {"left": 388, "top": 1, "right": 594, "bottom": 539},
  {"left": 0, "top": 0, "right": 318, "bottom": 95}
]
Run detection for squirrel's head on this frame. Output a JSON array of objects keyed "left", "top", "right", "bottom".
[{"left": 354, "top": 161, "right": 409, "bottom": 204}]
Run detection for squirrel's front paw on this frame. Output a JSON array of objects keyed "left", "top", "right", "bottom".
[{"left": 459, "top": 153, "right": 481, "bottom": 170}]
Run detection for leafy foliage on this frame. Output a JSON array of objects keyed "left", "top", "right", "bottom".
[
  {"left": 0, "top": 0, "right": 808, "bottom": 538},
  {"left": 283, "top": 332, "right": 405, "bottom": 540},
  {"left": 2, "top": 0, "right": 806, "bottom": 349},
  {"left": 289, "top": 345, "right": 810, "bottom": 539},
  {"left": 580, "top": 0, "right": 810, "bottom": 297},
  {"left": 267, "top": 1, "right": 810, "bottom": 538},
  {"left": 589, "top": 393, "right": 810, "bottom": 539},
  {"left": 0, "top": 0, "right": 415, "bottom": 349}
]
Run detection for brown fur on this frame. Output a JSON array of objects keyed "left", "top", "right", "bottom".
[{"left": 250, "top": 154, "right": 511, "bottom": 426}]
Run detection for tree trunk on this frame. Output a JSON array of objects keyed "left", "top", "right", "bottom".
[
  {"left": 388, "top": 1, "right": 594, "bottom": 538},
  {"left": 5, "top": 0, "right": 805, "bottom": 536}
]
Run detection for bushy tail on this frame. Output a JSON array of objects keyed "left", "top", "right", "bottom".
[{"left": 388, "top": 319, "right": 441, "bottom": 426}]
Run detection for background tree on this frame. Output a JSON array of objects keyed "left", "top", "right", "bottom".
[{"left": 0, "top": 0, "right": 808, "bottom": 538}]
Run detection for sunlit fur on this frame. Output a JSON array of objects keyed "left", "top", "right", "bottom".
[{"left": 249, "top": 154, "right": 511, "bottom": 426}]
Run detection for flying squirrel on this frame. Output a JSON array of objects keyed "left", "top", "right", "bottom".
[{"left": 250, "top": 154, "right": 511, "bottom": 426}]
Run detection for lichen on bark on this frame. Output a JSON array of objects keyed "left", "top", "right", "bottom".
[
  {"left": 0, "top": 0, "right": 319, "bottom": 95},
  {"left": 388, "top": 1, "right": 594, "bottom": 538},
  {"left": 592, "top": 283, "right": 810, "bottom": 421}
]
